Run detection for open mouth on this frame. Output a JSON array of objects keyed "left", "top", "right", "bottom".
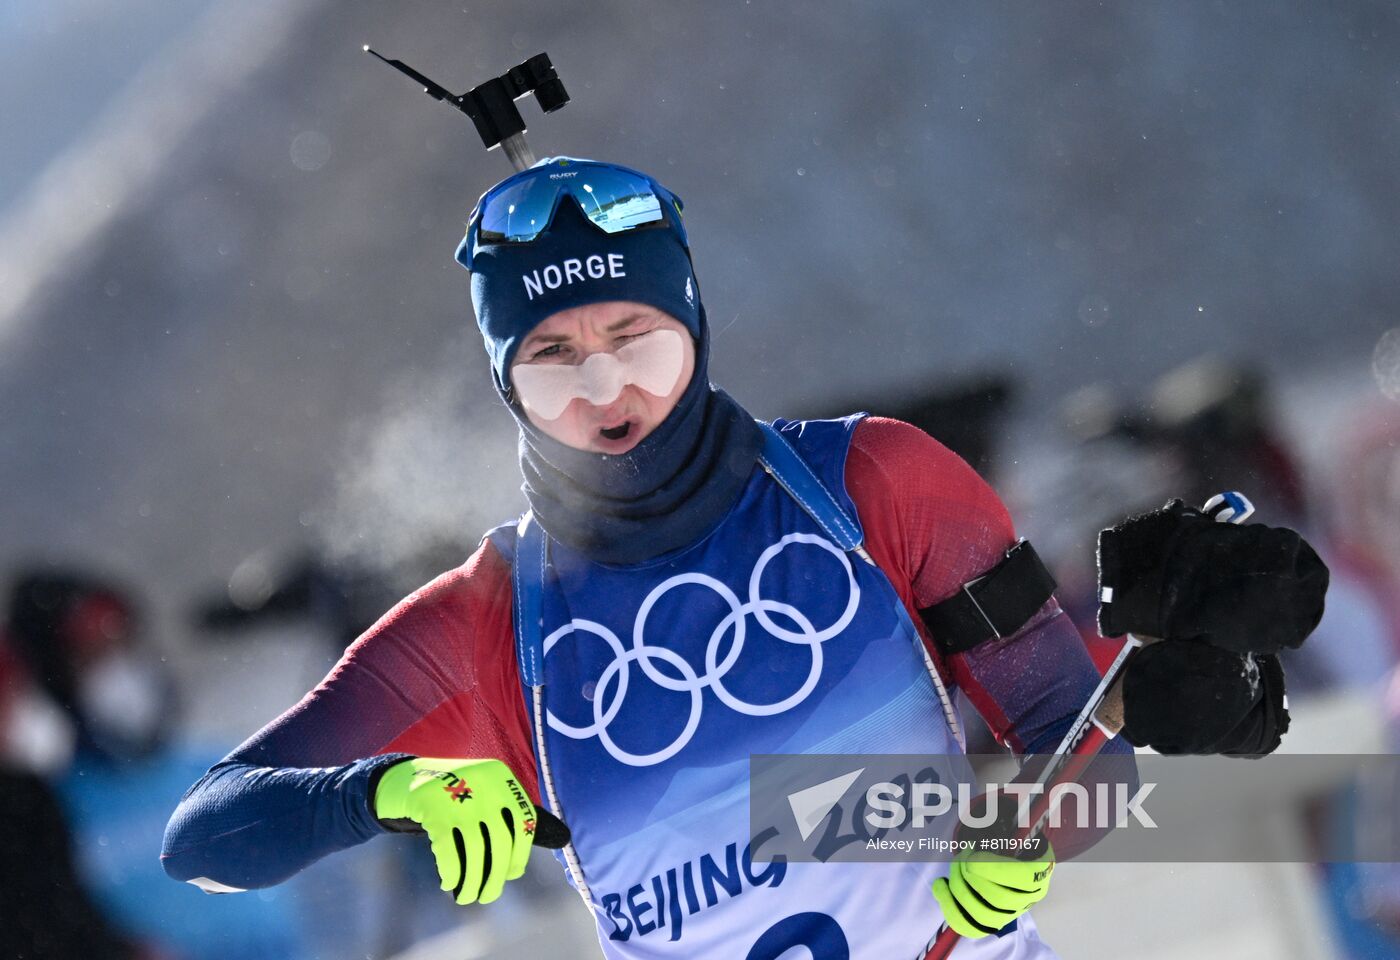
[{"left": 599, "top": 422, "right": 632, "bottom": 441}]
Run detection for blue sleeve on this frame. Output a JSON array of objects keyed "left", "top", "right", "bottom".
[
  {"left": 159, "top": 600, "right": 430, "bottom": 891},
  {"left": 160, "top": 547, "right": 529, "bottom": 893},
  {"left": 161, "top": 752, "right": 409, "bottom": 890},
  {"left": 975, "top": 604, "right": 1137, "bottom": 860},
  {"left": 990, "top": 606, "right": 1134, "bottom": 760}
]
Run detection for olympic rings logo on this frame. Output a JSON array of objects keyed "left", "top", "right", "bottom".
[{"left": 543, "top": 533, "right": 861, "bottom": 766}]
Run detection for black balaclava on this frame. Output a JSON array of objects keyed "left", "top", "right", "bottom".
[{"left": 463, "top": 159, "right": 762, "bottom": 565}]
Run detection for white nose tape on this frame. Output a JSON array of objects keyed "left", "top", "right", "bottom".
[{"left": 512, "top": 328, "right": 686, "bottom": 421}]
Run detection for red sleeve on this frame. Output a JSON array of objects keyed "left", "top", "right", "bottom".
[
  {"left": 845, "top": 416, "right": 1018, "bottom": 734},
  {"left": 845, "top": 416, "right": 1105, "bottom": 756},
  {"left": 235, "top": 538, "right": 538, "bottom": 797}
]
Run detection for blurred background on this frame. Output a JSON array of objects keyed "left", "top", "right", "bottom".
[{"left": 2, "top": 0, "right": 1400, "bottom": 957}]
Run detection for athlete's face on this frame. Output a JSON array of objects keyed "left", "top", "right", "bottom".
[{"left": 510, "top": 301, "right": 696, "bottom": 455}]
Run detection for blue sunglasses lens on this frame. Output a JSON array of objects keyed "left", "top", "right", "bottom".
[
  {"left": 476, "top": 165, "right": 665, "bottom": 244},
  {"left": 570, "top": 167, "right": 665, "bottom": 234}
]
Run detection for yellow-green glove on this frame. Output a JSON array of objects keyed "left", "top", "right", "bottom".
[
  {"left": 931, "top": 847, "right": 1054, "bottom": 938},
  {"left": 374, "top": 757, "right": 537, "bottom": 905}
]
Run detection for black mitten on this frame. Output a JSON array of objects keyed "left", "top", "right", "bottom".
[
  {"left": 1120, "top": 640, "right": 1289, "bottom": 756},
  {"left": 1212, "top": 653, "right": 1290, "bottom": 758},
  {"left": 1097, "top": 500, "right": 1329, "bottom": 654}
]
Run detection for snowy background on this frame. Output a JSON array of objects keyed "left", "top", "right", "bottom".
[{"left": 3, "top": 1, "right": 1399, "bottom": 958}]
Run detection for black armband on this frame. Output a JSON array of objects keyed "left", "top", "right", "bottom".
[{"left": 918, "top": 539, "right": 1057, "bottom": 656}]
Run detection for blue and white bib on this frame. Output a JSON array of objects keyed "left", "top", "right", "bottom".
[{"left": 492, "top": 417, "right": 1054, "bottom": 959}]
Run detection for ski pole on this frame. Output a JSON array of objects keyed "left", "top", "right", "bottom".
[{"left": 922, "top": 492, "right": 1254, "bottom": 960}]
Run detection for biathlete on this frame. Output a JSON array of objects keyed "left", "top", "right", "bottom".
[{"left": 163, "top": 157, "right": 1324, "bottom": 958}]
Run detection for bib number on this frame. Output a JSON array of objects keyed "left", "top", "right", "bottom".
[{"left": 747, "top": 912, "right": 849, "bottom": 960}]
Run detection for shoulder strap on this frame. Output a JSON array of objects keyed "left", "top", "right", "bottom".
[
  {"left": 755, "top": 420, "right": 864, "bottom": 552},
  {"left": 512, "top": 512, "right": 547, "bottom": 687}
]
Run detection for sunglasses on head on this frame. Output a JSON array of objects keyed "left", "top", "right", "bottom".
[{"left": 461, "top": 157, "right": 685, "bottom": 269}]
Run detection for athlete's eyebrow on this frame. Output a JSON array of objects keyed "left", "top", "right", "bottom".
[
  {"left": 605, "top": 312, "right": 653, "bottom": 332},
  {"left": 523, "top": 331, "right": 569, "bottom": 346},
  {"left": 521, "top": 313, "right": 654, "bottom": 351}
]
